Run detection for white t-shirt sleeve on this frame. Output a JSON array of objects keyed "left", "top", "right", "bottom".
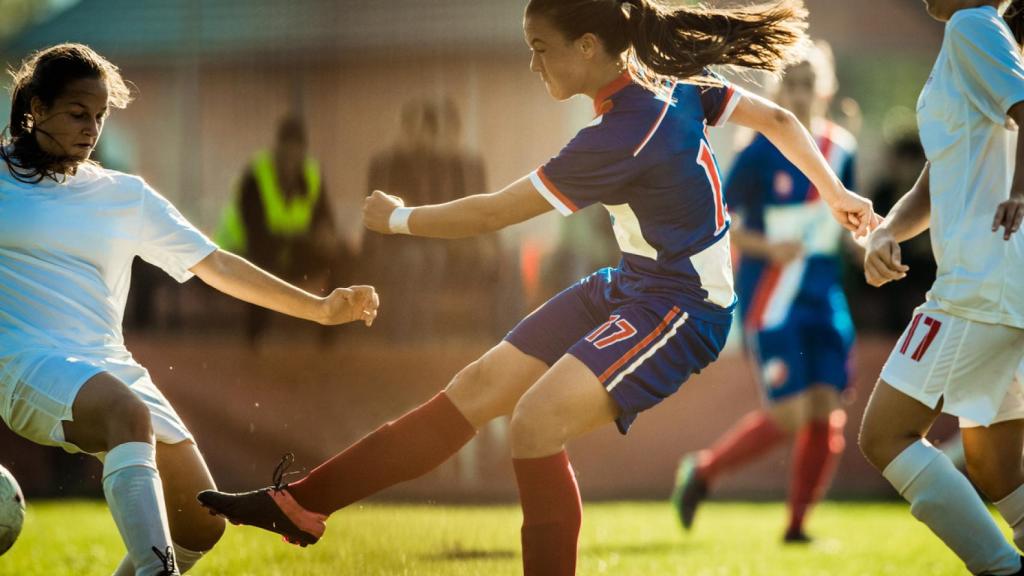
[
  {"left": 949, "top": 10, "right": 1024, "bottom": 124},
  {"left": 136, "top": 180, "right": 218, "bottom": 283}
]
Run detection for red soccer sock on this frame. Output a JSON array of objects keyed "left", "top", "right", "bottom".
[
  {"left": 287, "top": 392, "right": 476, "bottom": 515},
  {"left": 697, "top": 410, "right": 787, "bottom": 483},
  {"left": 514, "top": 451, "right": 582, "bottom": 576},
  {"left": 787, "top": 411, "right": 846, "bottom": 534}
]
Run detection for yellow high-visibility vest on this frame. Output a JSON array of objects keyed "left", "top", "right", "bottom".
[{"left": 216, "top": 151, "right": 321, "bottom": 252}]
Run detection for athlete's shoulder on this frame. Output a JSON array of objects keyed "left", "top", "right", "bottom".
[{"left": 948, "top": 5, "right": 1004, "bottom": 30}]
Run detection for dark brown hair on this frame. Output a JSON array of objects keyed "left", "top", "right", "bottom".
[
  {"left": 526, "top": 0, "right": 809, "bottom": 92},
  {"left": 1007, "top": 0, "right": 1024, "bottom": 46},
  {"left": 1, "top": 43, "right": 132, "bottom": 184}
]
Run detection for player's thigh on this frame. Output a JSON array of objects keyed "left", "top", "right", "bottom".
[
  {"left": 804, "top": 384, "right": 842, "bottom": 421},
  {"left": 452, "top": 277, "right": 610, "bottom": 427},
  {"left": 63, "top": 372, "right": 153, "bottom": 453},
  {"left": 446, "top": 341, "right": 549, "bottom": 428},
  {"left": 509, "top": 354, "right": 620, "bottom": 458},
  {"left": 156, "top": 440, "right": 224, "bottom": 551},
  {"left": 859, "top": 379, "right": 942, "bottom": 470}
]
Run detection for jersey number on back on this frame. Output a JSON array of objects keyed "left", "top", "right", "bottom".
[
  {"left": 587, "top": 315, "right": 638, "bottom": 350},
  {"left": 697, "top": 139, "right": 727, "bottom": 235}
]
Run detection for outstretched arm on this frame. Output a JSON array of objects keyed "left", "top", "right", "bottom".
[
  {"left": 862, "top": 164, "right": 931, "bottom": 287},
  {"left": 189, "top": 249, "right": 378, "bottom": 326},
  {"left": 363, "top": 176, "right": 553, "bottom": 239},
  {"left": 729, "top": 92, "right": 878, "bottom": 237}
]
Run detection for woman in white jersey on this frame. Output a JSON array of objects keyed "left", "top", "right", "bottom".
[
  {"left": 0, "top": 44, "right": 378, "bottom": 575},
  {"left": 859, "top": 2, "right": 1024, "bottom": 575}
]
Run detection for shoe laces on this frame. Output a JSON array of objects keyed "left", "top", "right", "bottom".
[
  {"left": 272, "top": 452, "right": 301, "bottom": 491},
  {"left": 152, "top": 545, "right": 177, "bottom": 575}
]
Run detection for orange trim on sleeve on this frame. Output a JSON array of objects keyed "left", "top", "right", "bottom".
[{"left": 537, "top": 166, "right": 580, "bottom": 213}]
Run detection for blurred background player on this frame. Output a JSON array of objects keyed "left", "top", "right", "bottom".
[
  {"left": 859, "top": 1, "right": 1024, "bottom": 575},
  {"left": 672, "top": 41, "right": 858, "bottom": 544},
  {"left": 0, "top": 44, "right": 378, "bottom": 575},
  {"left": 198, "top": 2, "right": 877, "bottom": 574},
  {"left": 216, "top": 114, "right": 343, "bottom": 347}
]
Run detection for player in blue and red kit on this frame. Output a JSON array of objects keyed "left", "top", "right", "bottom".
[
  {"left": 672, "top": 43, "right": 858, "bottom": 544},
  {"left": 199, "top": 2, "right": 876, "bottom": 574}
]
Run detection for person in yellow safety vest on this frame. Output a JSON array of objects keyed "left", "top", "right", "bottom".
[{"left": 217, "top": 115, "right": 340, "bottom": 346}]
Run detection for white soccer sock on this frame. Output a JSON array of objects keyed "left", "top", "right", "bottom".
[
  {"left": 103, "top": 442, "right": 176, "bottom": 576},
  {"left": 111, "top": 544, "right": 204, "bottom": 575},
  {"left": 997, "top": 482, "right": 1024, "bottom": 552},
  {"left": 171, "top": 544, "right": 204, "bottom": 573},
  {"left": 884, "top": 440, "right": 1021, "bottom": 575}
]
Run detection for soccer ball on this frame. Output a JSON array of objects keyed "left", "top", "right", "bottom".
[{"left": 0, "top": 465, "right": 24, "bottom": 556}]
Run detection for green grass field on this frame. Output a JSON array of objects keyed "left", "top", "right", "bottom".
[{"left": 0, "top": 500, "right": 985, "bottom": 575}]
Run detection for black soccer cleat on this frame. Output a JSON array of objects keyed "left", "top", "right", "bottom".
[
  {"left": 979, "top": 555, "right": 1024, "bottom": 576},
  {"left": 197, "top": 453, "right": 326, "bottom": 547},
  {"left": 670, "top": 453, "right": 708, "bottom": 531},
  {"left": 782, "top": 528, "right": 812, "bottom": 544}
]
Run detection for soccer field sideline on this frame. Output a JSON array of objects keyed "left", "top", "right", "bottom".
[{"left": 0, "top": 500, "right": 985, "bottom": 575}]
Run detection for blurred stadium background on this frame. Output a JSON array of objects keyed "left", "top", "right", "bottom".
[{"left": 0, "top": 0, "right": 957, "bottom": 508}]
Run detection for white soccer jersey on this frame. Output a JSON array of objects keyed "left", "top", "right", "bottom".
[
  {"left": 918, "top": 6, "right": 1024, "bottom": 328},
  {"left": 0, "top": 162, "right": 217, "bottom": 360}
]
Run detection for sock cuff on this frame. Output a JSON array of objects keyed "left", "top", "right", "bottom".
[
  {"left": 173, "top": 542, "right": 205, "bottom": 563},
  {"left": 996, "top": 482, "right": 1024, "bottom": 526},
  {"left": 882, "top": 439, "right": 941, "bottom": 496},
  {"left": 103, "top": 441, "right": 157, "bottom": 480},
  {"left": 430, "top": 392, "right": 477, "bottom": 437}
]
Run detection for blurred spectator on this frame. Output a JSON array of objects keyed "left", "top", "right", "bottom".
[
  {"left": 436, "top": 97, "right": 505, "bottom": 336},
  {"left": 216, "top": 115, "right": 343, "bottom": 346},
  {"left": 364, "top": 100, "right": 445, "bottom": 339}
]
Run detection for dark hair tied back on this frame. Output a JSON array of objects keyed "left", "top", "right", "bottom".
[
  {"left": 1, "top": 43, "right": 132, "bottom": 184},
  {"left": 527, "top": 0, "right": 809, "bottom": 93}
]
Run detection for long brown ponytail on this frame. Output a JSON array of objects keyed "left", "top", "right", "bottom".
[{"left": 526, "top": 0, "right": 809, "bottom": 91}]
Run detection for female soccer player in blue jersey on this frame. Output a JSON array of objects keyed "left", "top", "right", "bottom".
[
  {"left": 672, "top": 42, "right": 858, "bottom": 544},
  {"left": 858, "top": 1, "right": 1024, "bottom": 575},
  {"left": 200, "top": 1, "right": 875, "bottom": 573},
  {"left": 0, "top": 44, "right": 378, "bottom": 575}
]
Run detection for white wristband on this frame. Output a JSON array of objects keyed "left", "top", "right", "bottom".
[{"left": 389, "top": 207, "right": 414, "bottom": 234}]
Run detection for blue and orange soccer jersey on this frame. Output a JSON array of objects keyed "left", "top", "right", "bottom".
[
  {"left": 506, "top": 72, "right": 743, "bottom": 433},
  {"left": 729, "top": 120, "right": 857, "bottom": 400},
  {"left": 529, "top": 71, "right": 741, "bottom": 325}
]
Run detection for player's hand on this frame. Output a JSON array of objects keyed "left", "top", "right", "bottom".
[
  {"left": 992, "top": 192, "right": 1024, "bottom": 241},
  {"left": 863, "top": 228, "right": 909, "bottom": 287},
  {"left": 363, "top": 190, "right": 404, "bottom": 234},
  {"left": 319, "top": 285, "right": 379, "bottom": 326},
  {"left": 827, "top": 188, "right": 880, "bottom": 239},
  {"left": 767, "top": 240, "right": 803, "bottom": 265}
]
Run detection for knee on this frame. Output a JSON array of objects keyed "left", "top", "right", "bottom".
[
  {"left": 509, "top": 400, "right": 564, "bottom": 457},
  {"left": 857, "top": 419, "right": 888, "bottom": 471},
  {"left": 106, "top": 394, "right": 153, "bottom": 445},
  {"left": 447, "top": 358, "right": 510, "bottom": 425}
]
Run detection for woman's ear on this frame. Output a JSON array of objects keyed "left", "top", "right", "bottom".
[
  {"left": 28, "top": 96, "right": 45, "bottom": 126},
  {"left": 577, "top": 32, "right": 600, "bottom": 60}
]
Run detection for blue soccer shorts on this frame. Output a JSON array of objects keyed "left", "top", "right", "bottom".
[
  {"left": 746, "top": 295, "right": 853, "bottom": 403},
  {"left": 505, "top": 268, "right": 731, "bottom": 434}
]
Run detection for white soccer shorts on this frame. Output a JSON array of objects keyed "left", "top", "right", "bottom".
[
  {"left": 880, "top": 300, "right": 1024, "bottom": 428},
  {"left": 0, "top": 351, "right": 193, "bottom": 456}
]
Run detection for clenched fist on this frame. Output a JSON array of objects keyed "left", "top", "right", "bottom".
[
  {"left": 319, "top": 285, "right": 379, "bottom": 326},
  {"left": 363, "top": 190, "right": 404, "bottom": 234}
]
